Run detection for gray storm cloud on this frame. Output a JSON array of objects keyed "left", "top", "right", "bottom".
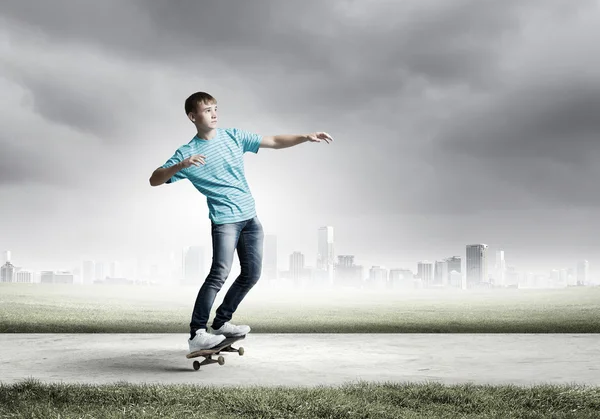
[
  {"left": 2, "top": 0, "right": 599, "bottom": 197},
  {"left": 0, "top": 138, "right": 67, "bottom": 186},
  {"left": 1, "top": 0, "right": 599, "bottom": 273}
]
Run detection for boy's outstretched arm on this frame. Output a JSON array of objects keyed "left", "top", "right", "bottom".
[{"left": 260, "top": 132, "right": 333, "bottom": 149}]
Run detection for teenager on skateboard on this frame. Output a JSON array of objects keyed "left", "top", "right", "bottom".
[{"left": 149, "top": 92, "right": 333, "bottom": 353}]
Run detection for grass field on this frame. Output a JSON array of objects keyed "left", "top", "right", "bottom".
[
  {"left": 2, "top": 283, "right": 599, "bottom": 417},
  {"left": 1, "top": 283, "right": 599, "bottom": 333},
  {"left": 1, "top": 379, "right": 599, "bottom": 418}
]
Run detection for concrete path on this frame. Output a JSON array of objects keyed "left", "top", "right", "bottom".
[{"left": 1, "top": 334, "right": 598, "bottom": 387}]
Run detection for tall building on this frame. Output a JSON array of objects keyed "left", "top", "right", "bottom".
[
  {"left": 263, "top": 234, "right": 278, "bottom": 281},
  {"left": 449, "top": 270, "right": 462, "bottom": 288},
  {"left": 494, "top": 250, "right": 506, "bottom": 287},
  {"left": 434, "top": 260, "right": 445, "bottom": 286},
  {"left": 95, "top": 262, "right": 105, "bottom": 282},
  {"left": 109, "top": 261, "right": 122, "bottom": 278},
  {"left": 466, "top": 244, "right": 488, "bottom": 288},
  {"left": 317, "top": 226, "right": 335, "bottom": 285},
  {"left": 368, "top": 266, "right": 388, "bottom": 289},
  {"left": 567, "top": 267, "right": 576, "bottom": 286},
  {"left": 558, "top": 269, "right": 568, "bottom": 287},
  {"left": 1, "top": 261, "right": 16, "bottom": 282},
  {"left": 506, "top": 265, "right": 519, "bottom": 288},
  {"left": 417, "top": 261, "right": 434, "bottom": 288},
  {"left": 82, "top": 260, "right": 95, "bottom": 285},
  {"left": 2, "top": 250, "right": 11, "bottom": 265},
  {"left": 434, "top": 260, "right": 449, "bottom": 287},
  {"left": 446, "top": 256, "right": 462, "bottom": 287},
  {"left": 182, "top": 246, "right": 205, "bottom": 286},
  {"left": 523, "top": 271, "right": 535, "bottom": 288},
  {"left": 289, "top": 251, "right": 305, "bottom": 288},
  {"left": 335, "top": 255, "right": 363, "bottom": 288},
  {"left": 577, "top": 260, "right": 589, "bottom": 286}
]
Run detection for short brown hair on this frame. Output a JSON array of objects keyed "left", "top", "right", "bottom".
[{"left": 185, "top": 92, "right": 217, "bottom": 115}]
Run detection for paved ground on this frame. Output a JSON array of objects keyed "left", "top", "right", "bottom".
[{"left": 1, "top": 334, "right": 598, "bottom": 387}]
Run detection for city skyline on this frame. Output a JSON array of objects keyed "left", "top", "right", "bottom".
[
  {"left": 1, "top": 224, "right": 594, "bottom": 287},
  {"left": 2, "top": 1, "right": 600, "bottom": 277}
]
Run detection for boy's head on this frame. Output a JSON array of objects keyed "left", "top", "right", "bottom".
[{"left": 185, "top": 92, "right": 218, "bottom": 130}]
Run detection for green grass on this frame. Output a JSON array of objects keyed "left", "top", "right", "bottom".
[
  {"left": 1, "top": 379, "right": 598, "bottom": 418},
  {"left": 1, "top": 283, "right": 600, "bottom": 333},
  {"left": 2, "top": 284, "right": 599, "bottom": 417}
]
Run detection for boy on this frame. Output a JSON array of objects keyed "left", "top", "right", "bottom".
[{"left": 149, "top": 92, "right": 333, "bottom": 351}]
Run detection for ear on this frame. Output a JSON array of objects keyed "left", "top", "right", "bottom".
[{"left": 188, "top": 112, "right": 196, "bottom": 123}]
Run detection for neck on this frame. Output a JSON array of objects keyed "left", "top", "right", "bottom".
[{"left": 196, "top": 128, "right": 217, "bottom": 141}]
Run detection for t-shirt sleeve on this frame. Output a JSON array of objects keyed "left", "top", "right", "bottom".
[
  {"left": 233, "top": 128, "right": 262, "bottom": 154},
  {"left": 161, "top": 149, "right": 187, "bottom": 184}
]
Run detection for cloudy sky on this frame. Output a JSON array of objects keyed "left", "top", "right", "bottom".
[{"left": 1, "top": 0, "right": 599, "bottom": 276}]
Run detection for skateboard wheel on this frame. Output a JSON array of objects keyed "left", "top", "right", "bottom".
[
  {"left": 193, "top": 361, "right": 200, "bottom": 371},
  {"left": 238, "top": 347, "right": 244, "bottom": 356},
  {"left": 218, "top": 356, "right": 225, "bottom": 365}
]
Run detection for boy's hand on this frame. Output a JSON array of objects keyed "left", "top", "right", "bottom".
[
  {"left": 306, "top": 132, "right": 333, "bottom": 144},
  {"left": 181, "top": 154, "right": 206, "bottom": 168}
]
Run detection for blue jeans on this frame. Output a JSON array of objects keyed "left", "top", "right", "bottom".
[{"left": 190, "top": 215, "right": 264, "bottom": 333}]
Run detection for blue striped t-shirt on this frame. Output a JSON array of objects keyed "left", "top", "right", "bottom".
[{"left": 161, "top": 127, "right": 262, "bottom": 224}]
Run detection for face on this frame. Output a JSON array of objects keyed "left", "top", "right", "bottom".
[{"left": 189, "top": 101, "right": 218, "bottom": 129}]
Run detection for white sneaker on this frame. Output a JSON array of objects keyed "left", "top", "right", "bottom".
[
  {"left": 211, "top": 322, "right": 250, "bottom": 337},
  {"left": 188, "top": 329, "right": 226, "bottom": 352}
]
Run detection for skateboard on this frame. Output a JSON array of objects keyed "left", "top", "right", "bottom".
[{"left": 186, "top": 335, "right": 246, "bottom": 370}]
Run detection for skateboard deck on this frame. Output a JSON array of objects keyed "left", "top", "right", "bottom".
[{"left": 186, "top": 335, "right": 246, "bottom": 370}]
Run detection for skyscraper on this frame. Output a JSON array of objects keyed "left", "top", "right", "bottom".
[
  {"left": 506, "top": 265, "right": 519, "bottom": 288},
  {"left": 558, "top": 269, "right": 568, "bottom": 287},
  {"left": 82, "top": 260, "right": 95, "bottom": 285},
  {"left": 577, "top": 260, "right": 589, "bottom": 286},
  {"left": 466, "top": 244, "right": 488, "bottom": 289},
  {"left": 446, "top": 256, "right": 462, "bottom": 287},
  {"left": 449, "top": 270, "right": 462, "bottom": 288},
  {"left": 494, "top": 250, "right": 506, "bottom": 287},
  {"left": 335, "top": 255, "right": 363, "bottom": 288},
  {"left": 317, "top": 226, "right": 335, "bottom": 285},
  {"left": 567, "top": 267, "right": 576, "bottom": 286},
  {"left": 95, "top": 262, "right": 105, "bottom": 282},
  {"left": 368, "top": 266, "right": 388, "bottom": 289},
  {"left": 0, "top": 261, "right": 15, "bottom": 282},
  {"left": 290, "top": 251, "right": 305, "bottom": 288},
  {"left": 434, "top": 260, "right": 448, "bottom": 287},
  {"left": 417, "top": 261, "right": 434, "bottom": 288},
  {"left": 434, "top": 260, "right": 444, "bottom": 286}
]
